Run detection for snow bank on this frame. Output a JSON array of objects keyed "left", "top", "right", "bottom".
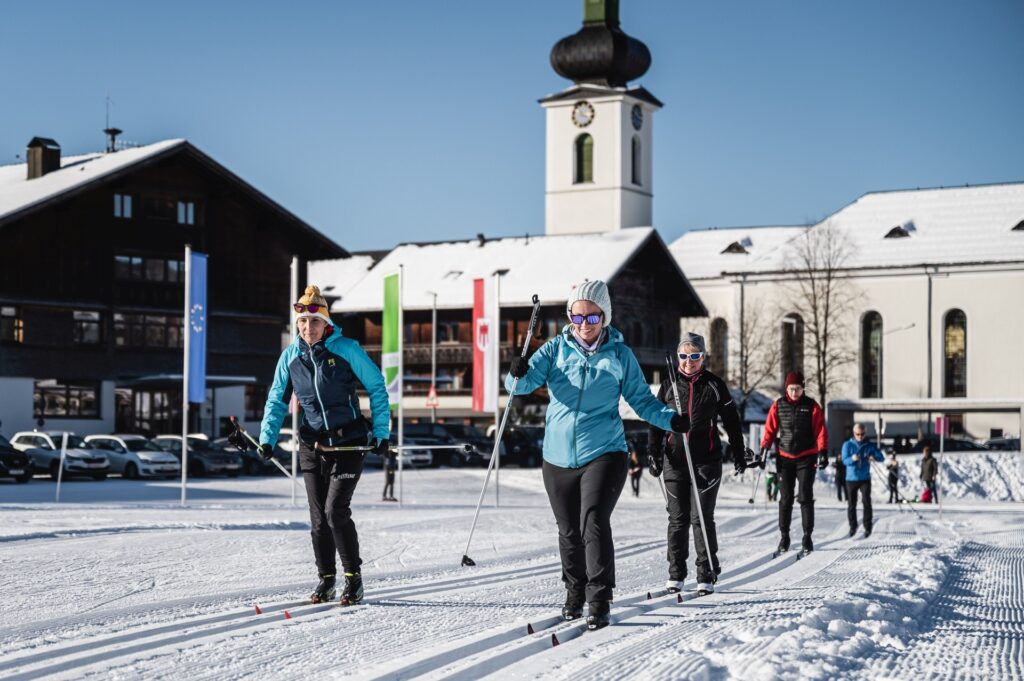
[{"left": 816, "top": 451, "right": 1024, "bottom": 502}]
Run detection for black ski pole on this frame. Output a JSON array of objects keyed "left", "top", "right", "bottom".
[
  {"left": 461, "top": 294, "right": 541, "bottom": 567},
  {"left": 747, "top": 466, "right": 763, "bottom": 504},
  {"left": 230, "top": 416, "right": 295, "bottom": 480},
  {"left": 664, "top": 353, "right": 713, "bottom": 566}
]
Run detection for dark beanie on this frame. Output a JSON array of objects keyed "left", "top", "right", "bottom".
[{"left": 785, "top": 370, "right": 805, "bottom": 388}]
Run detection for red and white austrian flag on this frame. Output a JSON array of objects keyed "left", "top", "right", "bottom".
[{"left": 472, "top": 277, "right": 498, "bottom": 412}]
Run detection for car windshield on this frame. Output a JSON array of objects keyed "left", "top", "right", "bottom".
[
  {"left": 125, "top": 439, "right": 165, "bottom": 452},
  {"left": 56, "top": 435, "right": 91, "bottom": 449},
  {"left": 186, "top": 437, "right": 216, "bottom": 450}
]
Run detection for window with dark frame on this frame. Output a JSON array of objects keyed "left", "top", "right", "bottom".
[
  {"left": 780, "top": 314, "right": 804, "bottom": 385},
  {"left": 73, "top": 311, "right": 103, "bottom": 345},
  {"left": 177, "top": 200, "right": 196, "bottom": 225},
  {"left": 1, "top": 306, "right": 24, "bottom": 344},
  {"left": 33, "top": 379, "right": 100, "bottom": 419},
  {"left": 113, "top": 193, "right": 133, "bottom": 219},
  {"left": 113, "top": 313, "right": 183, "bottom": 348},
  {"left": 861, "top": 312, "right": 883, "bottom": 398},
  {"left": 245, "top": 384, "right": 268, "bottom": 421},
  {"left": 943, "top": 309, "right": 967, "bottom": 398},
  {"left": 709, "top": 318, "right": 728, "bottom": 377},
  {"left": 114, "top": 255, "right": 185, "bottom": 283}
]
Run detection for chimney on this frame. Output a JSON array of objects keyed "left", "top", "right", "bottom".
[
  {"left": 27, "top": 137, "right": 61, "bottom": 179},
  {"left": 104, "top": 127, "right": 122, "bottom": 153}
]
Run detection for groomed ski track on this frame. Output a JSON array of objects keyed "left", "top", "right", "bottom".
[{"left": 1, "top": 468, "right": 1021, "bottom": 679}]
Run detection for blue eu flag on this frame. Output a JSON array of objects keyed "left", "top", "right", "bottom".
[{"left": 188, "top": 251, "right": 208, "bottom": 404}]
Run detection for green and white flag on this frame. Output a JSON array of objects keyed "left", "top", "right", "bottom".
[{"left": 382, "top": 271, "right": 401, "bottom": 410}]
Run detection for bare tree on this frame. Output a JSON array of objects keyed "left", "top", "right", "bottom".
[
  {"left": 731, "top": 289, "right": 780, "bottom": 421},
  {"left": 783, "top": 221, "right": 860, "bottom": 409}
]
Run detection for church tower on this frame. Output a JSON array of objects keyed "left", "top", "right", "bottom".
[{"left": 542, "top": 0, "right": 662, "bottom": 235}]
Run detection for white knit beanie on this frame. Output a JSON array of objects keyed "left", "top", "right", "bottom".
[{"left": 566, "top": 280, "right": 612, "bottom": 326}]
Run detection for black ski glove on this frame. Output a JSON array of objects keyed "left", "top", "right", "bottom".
[
  {"left": 749, "top": 447, "right": 767, "bottom": 470},
  {"left": 372, "top": 438, "right": 390, "bottom": 458},
  {"left": 258, "top": 444, "right": 274, "bottom": 461},
  {"left": 670, "top": 414, "right": 690, "bottom": 433},
  {"left": 648, "top": 449, "right": 663, "bottom": 478},
  {"left": 733, "top": 450, "right": 747, "bottom": 475},
  {"left": 816, "top": 451, "right": 829, "bottom": 469},
  {"left": 509, "top": 357, "right": 529, "bottom": 379},
  {"left": 226, "top": 430, "right": 246, "bottom": 451}
]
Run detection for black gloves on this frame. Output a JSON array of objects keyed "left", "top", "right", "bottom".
[
  {"left": 258, "top": 444, "right": 274, "bottom": 461},
  {"left": 669, "top": 414, "right": 690, "bottom": 433},
  {"left": 816, "top": 451, "right": 830, "bottom": 469},
  {"left": 509, "top": 357, "right": 529, "bottom": 379},
  {"left": 733, "top": 451, "right": 747, "bottom": 475},
  {"left": 648, "top": 449, "right": 663, "bottom": 478},
  {"left": 226, "top": 430, "right": 246, "bottom": 451},
  {"left": 372, "top": 438, "right": 390, "bottom": 457},
  {"left": 750, "top": 447, "right": 767, "bottom": 470}
]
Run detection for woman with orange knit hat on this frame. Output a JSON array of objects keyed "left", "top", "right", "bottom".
[{"left": 259, "top": 285, "right": 391, "bottom": 605}]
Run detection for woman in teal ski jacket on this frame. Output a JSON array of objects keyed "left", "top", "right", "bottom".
[{"left": 505, "top": 280, "right": 687, "bottom": 630}]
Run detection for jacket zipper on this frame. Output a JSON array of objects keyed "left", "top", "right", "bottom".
[
  {"left": 310, "top": 347, "right": 331, "bottom": 440},
  {"left": 571, "top": 357, "right": 589, "bottom": 468}
]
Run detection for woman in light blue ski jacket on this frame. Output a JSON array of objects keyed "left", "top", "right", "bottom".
[{"left": 505, "top": 280, "right": 687, "bottom": 630}]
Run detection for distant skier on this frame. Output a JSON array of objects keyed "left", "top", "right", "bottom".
[
  {"left": 506, "top": 280, "right": 688, "bottom": 630},
  {"left": 628, "top": 445, "right": 643, "bottom": 497},
  {"left": 258, "top": 285, "right": 391, "bottom": 605},
  {"left": 834, "top": 452, "right": 847, "bottom": 501},
  {"left": 886, "top": 453, "right": 900, "bottom": 503},
  {"left": 765, "top": 452, "right": 779, "bottom": 501},
  {"left": 841, "top": 424, "right": 884, "bottom": 537},
  {"left": 920, "top": 446, "right": 939, "bottom": 503},
  {"left": 760, "top": 371, "right": 828, "bottom": 556},
  {"left": 382, "top": 449, "right": 398, "bottom": 502},
  {"left": 648, "top": 332, "right": 749, "bottom": 595}
]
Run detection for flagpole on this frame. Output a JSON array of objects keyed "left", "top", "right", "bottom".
[
  {"left": 181, "top": 244, "right": 191, "bottom": 507},
  {"left": 493, "top": 272, "right": 500, "bottom": 508},
  {"left": 290, "top": 255, "right": 299, "bottom": 507},
  {"left": 398, "top": 264, "right": 404, "bottom": 508}
]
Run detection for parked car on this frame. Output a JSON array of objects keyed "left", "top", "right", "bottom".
[
  {"left": 210, "top": 436, "right": 292, "bottom": 476},
  {"left": 10, "top": 431, "right": 110, "bottom": 480},
  {"left": 403, "top": 422, "right": 486, "bottom": 467},
  {"left": 985, "top": 437, "right": 1021, "bottom": 451},
  {"left": 502, "top": 425, "right": 543, "bottom": 467},
  {"left": 363, "top": 434, "right": 433, "bottom": 468},
  {"left": 152, "top": 435, "right": 243, "bottom": 477},
  {"left": 84, "top": 434, "right": 182, "bottom": 479},
  {"left": 909, "top": 436, "right": 990, "bottom": 453},
  {"left": 0, "top": 432, "right": 32, "bottom": 483}
]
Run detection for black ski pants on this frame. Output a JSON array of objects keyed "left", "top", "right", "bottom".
[
  {"left": 301, "top": 442, "right": 364, "bottom": 576},
  {"left": 888, "top": 475, "right": 899, "bottom": 503},
  {"left": 845, "top": 480, "right": 873, "bottom": 532},
  {"left": 630, "top": 473, "right": 641, "bottom": 497},
  {"left": 777, "top": 455, "right": 816, "bottom": 539},
  {"left": 664, "top": 452, "right": 722, "bottom": 581},
  {"left": 542, "top": 452, "right": 628, "bottom": 603},
  {"left": 383, "top": 469, "right": 395, "bottom": 499}
]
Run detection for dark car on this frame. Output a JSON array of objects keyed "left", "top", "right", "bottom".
[
  {"left": 502, "top": 425, "right": 543, "bottom": 467},
  {"left": 985, "top": 437, "right": 1021, "bottom": 451},
  {"left": 910, "top": 436, "right": 989, "bottom": 453},
  {"left": 0, "top": 433, "right": 32, "bottom": 483},
  {"left": 427, "top": 423, "right": 492, "bottom": 466},
  {"left": 402, "top": 423, "right": 483, "bottom": 467},
  {"left": 210, "top": 437, "right": 292, "bottom": 476},
  {"left": 152, "top": 436, "right": 243, "bottom": 477}
]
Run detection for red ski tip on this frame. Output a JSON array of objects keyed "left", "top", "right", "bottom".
[
  {"left": 283, "top": 610, "right": 292, "bottom": 619},
  {"left": 527, "top": 623, "right": 535, "bottom": 634},
  {"left": 254, "top": 604, "right": 263, "bottom": 614},
  {"left": 677, "top": 593, "right": 682, "bottom": 603},
  {"left": 551, "top": 633, "right": 559, "bottom": 646},
  {"left": 646, "top": 591, "right": 652, "bottom": 600}
]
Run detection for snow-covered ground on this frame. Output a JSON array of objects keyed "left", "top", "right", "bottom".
[{"left": 0, "top": 453, "right": 1022, "bottom": 680}]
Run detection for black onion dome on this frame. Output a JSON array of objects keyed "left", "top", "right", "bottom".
[{"left": 550, "top": 8, "right": 651, "bottom": 87}]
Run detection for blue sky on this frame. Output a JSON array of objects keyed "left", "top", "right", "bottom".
[{"left": 2, "top": 1, "right": 1022, "bottom": 251}]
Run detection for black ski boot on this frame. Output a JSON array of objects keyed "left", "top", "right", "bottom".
[
  {"left": 774, "top": 534, "right": 790, "bottom": 556},
  {"left": 800, "top": 534, "right": 814, "bottom": 555},
  {"left": 339, "top": 572, "right": 364, "bottom": 606},
  {"left": 562, "top": 590, "right": 584, "bottom": 621},
  {"left": 696, "top": 567, "right": 717, "bottom": 596},
  {"left": 586, "top": 600, "right": 611, "bottom": 630},
  {"left": 310, "top": 573, "right": 336, "bottom": 604}
]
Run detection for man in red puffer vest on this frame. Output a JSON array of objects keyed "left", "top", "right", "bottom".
[{"left": 760, "top": 371, "right": 828, "bottom": 555}]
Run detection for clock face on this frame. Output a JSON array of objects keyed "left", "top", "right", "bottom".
[
  {"left": 631, "top": 104, "right": 643, "bottom": 130},
  {"left": 572, "top": 101, "right": 595, "bottom": 128}
]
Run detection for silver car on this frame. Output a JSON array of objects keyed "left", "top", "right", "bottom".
[
  {"left": 10, "top": 431, "right": 111, "bottom": 480},
  {"left": 84, "top": 434, "right": 182, "bottom": 479}
]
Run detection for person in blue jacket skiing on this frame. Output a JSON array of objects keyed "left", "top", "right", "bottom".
[
  {"left": 841, "top": 423, "right": 884, "bottom": 537},
  {"left": 258, "top": 285, "right": 391, "bottom": 605},
  {"left": 506, "top": 280, "right": 689, "bottom": 630}
]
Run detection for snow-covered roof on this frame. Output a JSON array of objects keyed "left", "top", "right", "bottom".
[
  {"left": 672, "top": 183, "right": 1024, "bottom": 278},
  {"left": 0, "top": 139, "right": 186, "bottom": 224},
  {"left": 670, "top": 225, "right": 808, "bottom": 280},
  {"left": 331, "top": 229, "right": 658, "bottom": 312},
  {"left": 308, "top": 256, "right": 376, "bottom": 299}
]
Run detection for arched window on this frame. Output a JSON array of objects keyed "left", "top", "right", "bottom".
[
  {"left": 709, "top": 318, "right": 728, "bottom": 377},
  {"left": 943, "top": 309, "right": 967, "bottom": 397},
  {"left": 861, "top": 311, "right": 883, "bottom": 398},
  {"left": 631, "top": 136, "right": 641, "bottom": 186},
  {"left": 574, "top": 134, "right": 593, "bottom": 184},
  {"left": 780, "top": 314, "right": 804, "bottom": 385}
]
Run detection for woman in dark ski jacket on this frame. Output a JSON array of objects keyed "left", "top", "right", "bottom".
[
  {"left": 506, "top": 280, "right": 687, "bottom": 630},
  {"left": 258, "top": 285, "right": 391, "bottom": 606},
  {"left": 648, "top": 332, "right": 747, "bottom": 595}
]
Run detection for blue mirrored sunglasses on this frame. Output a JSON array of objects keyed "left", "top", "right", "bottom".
[
  {"left": 678, "top": 352, "right": 705, "bottom": 361},
  {"left": 570, "top": 313, "right": 602, "bottom": 325}
]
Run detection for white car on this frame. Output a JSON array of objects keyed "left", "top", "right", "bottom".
[
  {"left": 10, "top": 431, "right": 110, "bottom": 480},
  {"left": 84, "top": 434, "right": 182, "bottom": 479}
]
